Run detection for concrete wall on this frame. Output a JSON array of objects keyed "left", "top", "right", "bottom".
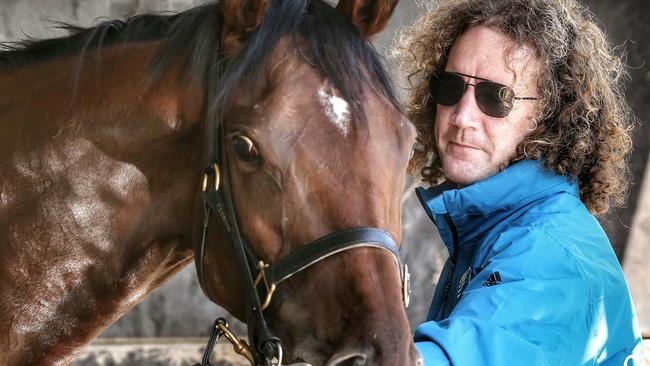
[
  {"left": 1, "top": 0, "right": 648, "bottom": 343},
  {"left": 626, "top": 156, "right": 650, "bottom": 332}
]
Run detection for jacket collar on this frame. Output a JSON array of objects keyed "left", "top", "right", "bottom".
[{"left": 416, "top": 160, "right": 580, "bottom": 254}]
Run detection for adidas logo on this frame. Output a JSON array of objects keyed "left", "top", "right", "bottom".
[{"left": 482, "top": 271, "right": 502, "bottom": 287}]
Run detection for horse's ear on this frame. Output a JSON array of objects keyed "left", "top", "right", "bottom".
[
  {"left": 336, "top": 0, "right": 399, "bottom": 38},
  {"left": 220, "top": 0, "right": 269, "bottom": 54}
]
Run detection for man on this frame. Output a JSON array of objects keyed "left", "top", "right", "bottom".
[{"left": 396, "top": 0, "right": 644, "bottom": 364}]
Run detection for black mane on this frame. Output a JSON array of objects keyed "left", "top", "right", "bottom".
[{"left": 0, "top": 0, "right": 400, "bottom": 151}]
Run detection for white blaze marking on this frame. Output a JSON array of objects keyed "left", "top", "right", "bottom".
[{"left": 318, "top": 85, "right": 350, "bottom": 136}]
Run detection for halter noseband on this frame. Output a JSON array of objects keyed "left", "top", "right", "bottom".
[{"left": 194, "top": 121, "right": 410, "bottom": 366}]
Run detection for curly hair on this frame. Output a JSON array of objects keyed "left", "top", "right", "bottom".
[{"left": 394, "top": 0, "right": 635, "bottom": 215}]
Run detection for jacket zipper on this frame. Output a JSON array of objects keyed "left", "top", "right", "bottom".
[{"left": 441, "top": 213, "right": 459, "bottom": 315}]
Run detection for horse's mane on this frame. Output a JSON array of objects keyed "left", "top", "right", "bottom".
[{"left": 0, "top": 0, "right": 400, "bottom": 138}]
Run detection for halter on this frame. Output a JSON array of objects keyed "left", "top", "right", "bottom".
[{"left": 193, "top": 47, "right": 410, "bottom": 366}]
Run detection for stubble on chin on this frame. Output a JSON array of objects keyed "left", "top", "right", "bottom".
[{"left": 435, "top": 151, "right": 527, "bottom": 188}]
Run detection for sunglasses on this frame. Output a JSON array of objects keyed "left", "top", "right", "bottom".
[{"left": 429, "top": 70, "right": 539, "bottom": 118}]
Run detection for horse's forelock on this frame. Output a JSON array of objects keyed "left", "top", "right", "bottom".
[{"left": 213, "top": 0, "right": 401, "bottom": 124}]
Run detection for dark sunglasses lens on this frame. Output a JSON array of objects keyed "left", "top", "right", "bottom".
[
  {"left": 476, "top": 82, "right": 514, "bottom": 118},
  {"left": 429, "top": 72, "right": 465, "bottom": 106}
]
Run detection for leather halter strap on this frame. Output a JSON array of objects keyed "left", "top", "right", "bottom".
[
  {"left": 198, "top": 125, "right": 282, "bottom": 364},
  {"left": 262, "top": 227, "right": 403, "bottom": 288}
]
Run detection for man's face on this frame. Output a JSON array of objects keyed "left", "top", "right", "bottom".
[{"left": 434, "top": 25, "right": 541, "bottom": 186}]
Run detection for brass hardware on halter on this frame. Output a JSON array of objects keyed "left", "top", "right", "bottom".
[
  {"left": 254, "top": 260, "right": 277, "bottom": 311},
  {"left": 202, "top": 163, "right": 221, "bottom": 192},
  {"left": 215, "top": 319, "right": 256, "bottom": 365}
]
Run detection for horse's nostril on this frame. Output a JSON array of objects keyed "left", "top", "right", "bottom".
[{"left": 329, "top": 353, "right": 368, "bottom": 366}]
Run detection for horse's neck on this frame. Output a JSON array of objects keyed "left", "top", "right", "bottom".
[{"left": 0, "top": 43, "right": 203, "bottom": 365}]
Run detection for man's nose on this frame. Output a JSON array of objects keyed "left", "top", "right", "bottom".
[{"left": 450, "top": 85, "right": 482, "bottom": 129}]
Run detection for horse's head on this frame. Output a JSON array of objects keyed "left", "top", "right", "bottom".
[{"left": 196, "top": 1, "right": 420, "bottom": 365}]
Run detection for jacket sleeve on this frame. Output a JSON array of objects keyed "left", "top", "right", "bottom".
[{"left": 414, "top": 226, "right": 593, "bottom": 366}]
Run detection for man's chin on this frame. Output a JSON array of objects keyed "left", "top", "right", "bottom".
[{"left": 442, "top": 159, "right": 494, "bottom": 186}]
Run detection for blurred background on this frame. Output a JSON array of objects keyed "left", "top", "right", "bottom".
[{"left": 1, "top": 0, "right": 648, "bottom": 365}]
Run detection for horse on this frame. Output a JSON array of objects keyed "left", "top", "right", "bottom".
[{"left": 0, "top": 0, "right": 420, "bottom": 365}]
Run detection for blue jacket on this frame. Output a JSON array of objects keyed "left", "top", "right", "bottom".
[{"left": 414, "top": 160, "right": 644, "bottom": 365}]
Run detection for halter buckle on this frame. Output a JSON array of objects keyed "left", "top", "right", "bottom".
[{"left": 254, "top": 260, "right": 277, "bottom": 311}]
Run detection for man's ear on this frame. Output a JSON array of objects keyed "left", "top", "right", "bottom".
[
  {"left": 220, "top": 0, "right": 269, "bottom": 55},
  {"left": 336, "top": 0, "right": 399, "bottom": 38}
]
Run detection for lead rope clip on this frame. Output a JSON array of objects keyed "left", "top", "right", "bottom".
[{"left": 197, "top": 318, "right": 255, "bottom": 366}]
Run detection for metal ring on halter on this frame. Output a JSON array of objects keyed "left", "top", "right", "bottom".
[
  {"left": 402, "top": 264, "right": 411, "bottom": 308},
  {"left": 275, "top": 341, "right": 283, "bottom": 366},
  {"left": 202, "top": 163, "right": 221, "bottom": 192},
  {"left": 266, "top": 339, "right": 283, "bottom": 366}
]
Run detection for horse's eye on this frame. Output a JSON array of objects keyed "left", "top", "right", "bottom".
[{"left": 232, "top": 135, "right": 261, "bottom": 162}]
